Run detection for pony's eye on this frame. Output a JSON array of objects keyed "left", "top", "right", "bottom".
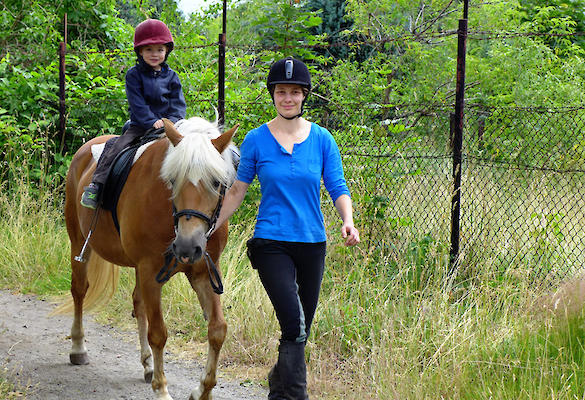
[{"left": 212, "top": 180, "right": 220, "bottom": 188}]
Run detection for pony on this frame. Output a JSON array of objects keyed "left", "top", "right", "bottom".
[{"left": 56, "top": 117, "right": 238, "bottom": 400}]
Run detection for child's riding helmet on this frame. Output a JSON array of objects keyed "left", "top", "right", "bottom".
[{"left": 134, "top": 19, "right": 174, "bottom": 54}]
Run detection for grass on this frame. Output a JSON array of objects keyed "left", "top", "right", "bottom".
[
  {"left": 0, "top": 367, "right": 28, "bottom": 399},
  {"left": 3, "top": 173, "right": 585, "bottom": 399},
  {"left": 0, "top": 182, "right": 70, "bottom": 294}
]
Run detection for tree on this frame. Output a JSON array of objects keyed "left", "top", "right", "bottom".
[{"left": 304, "top": 0, "right": 353, "bottom": 59}]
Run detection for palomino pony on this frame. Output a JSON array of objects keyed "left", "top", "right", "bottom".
[{"left": 57, "top": 117, "right": 238, "bottom": 400}]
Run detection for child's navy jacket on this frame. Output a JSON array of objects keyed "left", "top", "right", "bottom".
[{"left": 125, "top": 59, "right": 186, "bottom": 130}]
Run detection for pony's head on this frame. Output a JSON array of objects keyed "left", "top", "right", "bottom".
[{"left": 160, "top": 117, "right": 238, "bottom": 264}]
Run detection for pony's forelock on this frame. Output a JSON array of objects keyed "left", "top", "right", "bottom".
[{"left": 160, "top": 117, "right": 235, "bottom": 198}]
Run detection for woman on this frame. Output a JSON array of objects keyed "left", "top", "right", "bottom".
[{"left": 215, "top": 56, "right": 360, "bottom": 399}]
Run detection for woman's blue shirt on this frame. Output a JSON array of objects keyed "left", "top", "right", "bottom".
[{"left": 236, "top": 123, "right": 350, "bottom": 243}]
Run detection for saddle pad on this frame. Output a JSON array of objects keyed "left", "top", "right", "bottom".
[
  {"left": 91, "top": 141, "right": 156, "bottom": 164},
  {"left": 94, "top": 133, "right": 163, "bottom": 234}
]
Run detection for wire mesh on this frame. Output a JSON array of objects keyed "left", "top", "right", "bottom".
[
  {"left": 461, "top": 107, "right": 585, "bottom": 282},
  {"left": 58, "top": 33, "right": 585, "bottom": 283}
]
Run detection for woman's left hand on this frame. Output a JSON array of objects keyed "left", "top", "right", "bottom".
[{"left": 341, "top": 224, "right": 360, "bottom": 246}]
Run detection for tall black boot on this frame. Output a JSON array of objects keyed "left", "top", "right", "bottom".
[
  {"left": 268, "top": 362, "right": 285, "bottom": 399},
  {"left": 276, "top": 340, "right": 309, "bottom": 400}
]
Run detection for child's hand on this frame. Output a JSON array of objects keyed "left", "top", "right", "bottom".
[{"left": 153, "top": 119, "right": 164, "bottom": 129}]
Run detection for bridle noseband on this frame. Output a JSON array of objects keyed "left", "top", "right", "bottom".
[{"left": 156, "top": 184, "right": 226, "bottom": 294}]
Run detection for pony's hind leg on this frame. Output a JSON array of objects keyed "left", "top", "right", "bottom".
[
  {"left": 69, "top": 247, "right": 90, "bottom": 365},
  {"left": 188, "top": 272, "right": 227, "bottom": 400},
  {"left": 133, "top": 268, "right": 154, "bottom": 383}
]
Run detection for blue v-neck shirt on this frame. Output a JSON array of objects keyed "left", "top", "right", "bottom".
[{"left": 236, "top": 123, "right": 350, "bottom": 243}]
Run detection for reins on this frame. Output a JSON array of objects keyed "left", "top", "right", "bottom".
[{"left": 155, "top": 184, "right": 226, "bottom": 295}]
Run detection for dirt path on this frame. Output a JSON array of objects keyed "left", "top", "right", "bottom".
[{"left": 0, "top": 290, "right": 267, "bottom": 400}]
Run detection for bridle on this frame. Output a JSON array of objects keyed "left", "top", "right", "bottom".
[
  {"left": 155, "top": 184, "right": 226, "bottom": 294},
  {"left": 173, "top": 184, "right": 225, "bottom": 239}
]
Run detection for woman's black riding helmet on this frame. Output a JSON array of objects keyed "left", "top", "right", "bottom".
[{"left": 267, "top": 57, "right": 311, "bottom": 119}]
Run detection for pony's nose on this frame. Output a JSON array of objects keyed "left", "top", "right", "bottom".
[{"left": 172, "top": 237, "right": 203, "bottom": 264}]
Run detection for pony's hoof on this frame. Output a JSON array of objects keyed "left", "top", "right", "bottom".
[
  {"left": 188, "top": 388, "right": 199, "bottom": 400},
  {"left": 70, "top": 352, "right": 89, "bottom": 365},
  {"left": 189, "top": 385, "right": 212, "bottom": 400},
  {"left": 144, "top": 368, "right": 153, "bottom": 383},
  {"left": 154, "top": 388, "right": 174, "bottom": 400}
]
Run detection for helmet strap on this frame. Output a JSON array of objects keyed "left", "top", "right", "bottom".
[{"left": 278, "top": 110, "right": 303, "bottom": 120}]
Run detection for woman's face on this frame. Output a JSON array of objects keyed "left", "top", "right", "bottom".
[
  {"left": 273, "top": 84, "right": 306, "bottom": 118},
  {"left": 139, "top": 44, "right": 167, "bottom": 70}
]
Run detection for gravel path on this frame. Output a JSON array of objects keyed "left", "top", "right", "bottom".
[{"left": 0, "top": 290, "right": 267, "bottom": 400}]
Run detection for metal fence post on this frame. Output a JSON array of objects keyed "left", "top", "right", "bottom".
[
  {"left": 218, "top": 0, "right": 227, "bottom": 127},
  {"left": 59, "top": 13, "right": 67, "bottom": 154},
  {"left": 449, "top": 14, "right": 468, "bottom": 273}
]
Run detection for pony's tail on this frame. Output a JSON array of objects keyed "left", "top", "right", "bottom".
[{"left": 51, "top": 252, "right": 120, "bottom": 315}]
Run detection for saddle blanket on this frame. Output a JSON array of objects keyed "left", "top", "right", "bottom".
[
  {"left": 91, "top": 140, "right": 156, "bottom": 164},
  {"left": 90, "top": 118, "right": 226, "bottom": 164}
]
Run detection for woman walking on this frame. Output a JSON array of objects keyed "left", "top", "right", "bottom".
[{"left": 215, "top": 56, "right": 360, "bottom": 399}]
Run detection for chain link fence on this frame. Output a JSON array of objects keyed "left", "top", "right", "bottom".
[
  {"left": 61, "top": 31, "right": 585, "bottom": 283},
  {"left": 318, "top": 101, "right": 585, "bottom": 283},
  {"left": 460, "top": 106, "right": 585, "bottom": 282}
]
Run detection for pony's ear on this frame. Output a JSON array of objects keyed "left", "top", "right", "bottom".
[
  {"left": 212, "top": 124, "right": 239, "bottom": 153},
  {"left": 163, "top": 118, "right": 183, "bottom": 147}
]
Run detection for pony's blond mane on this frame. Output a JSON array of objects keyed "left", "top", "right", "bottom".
[{"left": 160, "top": 117, "right": 236, "bottom": 198}]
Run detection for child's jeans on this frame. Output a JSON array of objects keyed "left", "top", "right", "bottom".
[{"left": 92, "top": 125, "right": 146, "bottom": 185}]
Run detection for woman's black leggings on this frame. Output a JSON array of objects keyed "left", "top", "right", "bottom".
[{"left": 248, "top": 239, "right": 326, "bottom": 343}]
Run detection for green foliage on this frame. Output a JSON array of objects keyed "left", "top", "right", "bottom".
[
  {"left": 0, "top": 0, "right": 62, "bottom": 64},
  {"left": 116, "top": 0, "right": 186, "bottom": 27},
  {"left": 0, "top": 54, "right": 59, "bottom": 131},
  {"left": 304, "top": 0, "right": 359, "bottom": 60},
  {"left": 518, "top": 0, "right": 585, "bottom": 51},
  {"left": 248, "top": 0, "right": 325, "bottom": 59},
  {"left": 65, "top": 49, "right": 132, "bottom": 146}
]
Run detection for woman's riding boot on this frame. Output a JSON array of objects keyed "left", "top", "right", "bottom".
[
  {"left": 268, "top": 362, "right": 285, "bottom": 399},
  {"left": 276, "top": 340, "right": 309, "bottom": 400}
]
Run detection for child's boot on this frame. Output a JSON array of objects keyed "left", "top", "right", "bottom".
[{"left": 80, "top": 182, "right": 102, "bottom": 209}]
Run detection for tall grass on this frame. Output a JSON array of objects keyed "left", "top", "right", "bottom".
[
  {"left": 3, "top": 159, "right": 585, "bottom": 399},
  {"left": 0, "top": 181, "right": 70, "bottom": 294}
]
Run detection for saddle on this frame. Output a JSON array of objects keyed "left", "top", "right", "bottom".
[{"left": 101, "top": 129, "right": 164, "bottom": 233}]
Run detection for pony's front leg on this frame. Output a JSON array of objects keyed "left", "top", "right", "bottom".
[
  {"left": 133, "top": 269, "right": 154, "bottom": 383},
  {"left": 140, "top": 270, "right": 173, "bottom": 400},
  {"left": 188, "top": 272, "right": 227, "bottom": 400},
  {"left": 69, "top": 250, "right": 90, "bottom": 365}
]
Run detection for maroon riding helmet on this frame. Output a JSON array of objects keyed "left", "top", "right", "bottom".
[{"left": 134, "top": 19, "right": 174, "bottom": 56}]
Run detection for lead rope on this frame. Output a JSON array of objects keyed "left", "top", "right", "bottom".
[{"left": 155, "top": 247, "right": 223, "bottom": 295}]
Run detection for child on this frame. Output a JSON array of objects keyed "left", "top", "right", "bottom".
[{"left": 81, "top": 18, "right": 187, "bottom": 209}]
